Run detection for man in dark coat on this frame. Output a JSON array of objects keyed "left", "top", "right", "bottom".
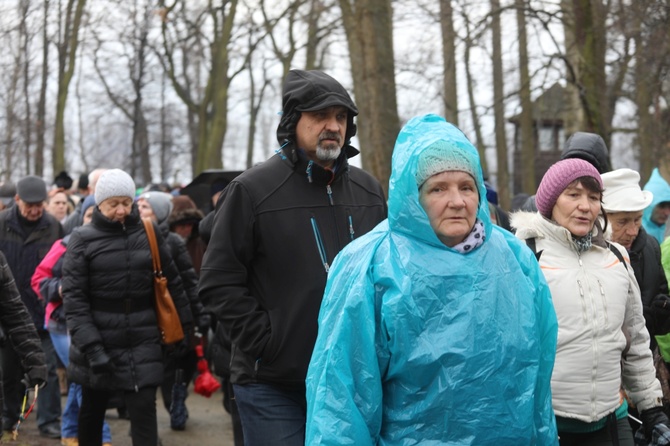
[
  {"left": 0, "top": 175, "right": 63, "bottom": 439},
  {"left": 199, "top": 69, "right": 387, "bottom": 446},
  {"left": 0, "top": 250, "right": 47, "bottom": 434}
]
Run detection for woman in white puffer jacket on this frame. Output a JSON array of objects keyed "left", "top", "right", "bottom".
[{"left": 512, "top": 158, "right": 669, "bottom": 446}]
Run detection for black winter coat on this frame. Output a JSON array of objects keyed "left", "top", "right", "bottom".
[
  {"left": 0, "top": 207, "right": 63, "bottom": 330},
  {"left": 199, "top": 146, "right": 387, "bottom": 389},
  {"left": 0, "top": 251, "right": 46, "bottom": 426},
  {"left": 62, "top": 205, "right": 192, "bottom": 391},
  {"left": 629, "top": 226, "right": 670, "bottom": 346}
]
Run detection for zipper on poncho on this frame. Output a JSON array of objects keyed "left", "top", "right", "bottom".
[{"left": 310, "top": 217, "right": 329, "bottom": 273}]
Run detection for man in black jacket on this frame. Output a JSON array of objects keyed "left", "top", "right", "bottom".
[
  {"left": 0, "top": 175, "right": 63, "bottom": 439},
  {"left": 199, "top": 69, "right": 387, "bottom": 446}
]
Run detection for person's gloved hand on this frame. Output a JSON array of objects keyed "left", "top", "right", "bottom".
[
  {"left": 653, "top": 295, "right": 670, "bottom": 335},
  {"left": 21, "top": 363, "right": 47, "bottom": 388},
  {"left": 85, "top": 344, "right": 113, "bottom": 374},
  {"left": 196, "top": 313, "right": 212, "bottom": 336},
  {"left": 170, "top": 325, "right": 194, "bottom": 358},
  {"left": 641, "top": 406, "right": 670, "bottom": 440}
]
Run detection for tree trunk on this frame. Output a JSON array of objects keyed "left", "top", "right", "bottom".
[
  {"left": 53, "top": 0, "right": 87, "bottom": 176},
  {"left": 491, "top": 0, "right": 510, "bottom": 210},
  {"left": 440, "top": 0, "right": 458, "bottom": 125},
  {"left": 20, "top": 0, "right": 33, "bottom": 175},
  {"left": 516, "top": 0, "right": 535, "bottom": 194},
  {"left": 463, "top": 16, "right": 487, "bottom": 176},
  {"left": 562, "top": 0, "right": 609, "bottom": 147},
  {"left": 36, "top": 0, "right": 50, "bottom": 178},
  {"left": 339, "top": 0, "right": 399, "bottom": 195}
]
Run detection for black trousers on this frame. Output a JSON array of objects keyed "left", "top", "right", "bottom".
[
  {"left": 79, "top": 386, "right": 157, "bottom": 446},
  {"left": 559, "top": 417, "right": 634, "bottom": 446}
]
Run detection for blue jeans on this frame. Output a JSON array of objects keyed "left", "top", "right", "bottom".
[
  {"left": 50, "top": 331, "right": 111, "bottom": 442},
  {"left": 233, "top": 383, "right": 306, "bottom": 446}
]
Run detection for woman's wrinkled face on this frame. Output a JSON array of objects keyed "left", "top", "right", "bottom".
[
  {"left": 98, "top": 196, "right": 133, "bottom": 223},
  {"left": 551, "top": 181, "right": 601, "bottom": 237},
  {"left": 419, "top": 171, "right": 479, "bottom": 247}
]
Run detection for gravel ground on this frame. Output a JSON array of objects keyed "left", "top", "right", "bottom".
[{"left": 1, "top": 384, "right": 234, "bottom": 446}]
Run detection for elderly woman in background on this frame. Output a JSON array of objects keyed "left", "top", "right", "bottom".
[
  {"left": 512, "top": 159, "right": 670, "bottom": 445},
  {"left": 137, "top": 191, "right": 210, "bottom": 431},
  {"left": 305, "top": 114, "right": 558, "bottom": 445},
  {"left": 62, "top": 169, "right": 193, "bottom": 446}
]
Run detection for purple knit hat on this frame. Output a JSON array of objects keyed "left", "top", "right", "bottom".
[{"left": 535, "top": 158, "right": 603, "bottom": 218}]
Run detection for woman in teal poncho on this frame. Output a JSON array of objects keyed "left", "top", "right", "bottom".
[{"left": 305, "top": 114, "right": 559, "bottom": 445}]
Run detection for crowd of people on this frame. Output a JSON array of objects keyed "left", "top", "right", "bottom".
[{"left": 0, "top": 68, "right": 669, "bottom": 446}]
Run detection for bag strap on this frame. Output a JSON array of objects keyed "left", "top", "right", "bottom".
[
  {"left": 607, "top": 242, "right": 628, "bottom": 271},
  {"left": 525, "top": 237, "right": 543, "bottom": 261},
  {"left": 142, "top": 218, "right": 162, "bottom": 276}
]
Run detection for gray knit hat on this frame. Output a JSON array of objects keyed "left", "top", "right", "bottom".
[
  {"left": 138, "top": 191, "right": 173, "bottom": 224},
  {"left": 95, "top": 169, "right": 136, "bottom": 205}
]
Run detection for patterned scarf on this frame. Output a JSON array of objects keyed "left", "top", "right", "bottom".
[
  {"left": 572, "top": 232, "right": 593, "bottom": 253},
  {"left": 451, "top": 219, "right": 486, "bottom": 254}
]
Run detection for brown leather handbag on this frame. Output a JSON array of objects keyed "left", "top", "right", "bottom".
[{"left": 142, "top": 218, "right": 184, "bottom": 344}]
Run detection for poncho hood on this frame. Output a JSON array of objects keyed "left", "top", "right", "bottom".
[
  {"left": 388, "top": 113, "right": 492, "bottom": 250},
  {"left": 642, "top": 168, "right": 670, "bottom": 243}
]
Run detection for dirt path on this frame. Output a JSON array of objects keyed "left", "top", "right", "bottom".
[{"left": 1, "top": 384, "right": 234, "bottom": 446}]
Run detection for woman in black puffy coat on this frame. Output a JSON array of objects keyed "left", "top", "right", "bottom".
[{"left": 62, "top": 169, "right": 193, "bottom": 446}]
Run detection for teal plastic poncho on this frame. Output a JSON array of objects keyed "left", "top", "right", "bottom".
[
  {"left": 643, "top": 168, "right": 670, "bottom": 244},
  {"left": 305, "top": 114, "right": 558, "bottom": 445}
]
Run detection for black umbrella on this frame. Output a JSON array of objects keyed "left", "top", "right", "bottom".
[{"left": 180, "top": 170, "right": 243, "bottom": 211}]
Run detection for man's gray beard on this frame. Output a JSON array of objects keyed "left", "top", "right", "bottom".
[{"left": 316, "top": 144, "right": 341, "bottom": 162}]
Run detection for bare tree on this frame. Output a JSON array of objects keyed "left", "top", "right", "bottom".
[
  {"left": 440, "top": 0, "right": 458, "bottom": 125},
  {"left": 516, "top": 0, "right": 535, "bottom": 194},
  {"left": 91, "top": 0, "right": 153, "bottom": 184},
  {"left": 160, "top": 0, "right": 252, "bottom": 175},
  {"left": 35, "top": 0, "right": 50, "bottom": 177},
  {"left": 53, "top": 0, "right": 87, "bottom": 175},
  {"left": 490, "top": 0, "right": 510, "bottom": 210},
  {"left": 339, "top": 0, "right": 399, "bottom": 194},
  {"left": 459, "top": 4, "right": 488, "bottom": 176}
]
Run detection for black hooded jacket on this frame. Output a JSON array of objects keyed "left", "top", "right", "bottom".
[
  {"left": 199, "top": 70, "right": 387, "bottom": 389},
  {"left": 561, "top": 132, "right": 611, "bottom": 174}
]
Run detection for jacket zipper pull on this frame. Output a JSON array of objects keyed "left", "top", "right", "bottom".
[
  {"left": 310, "top": 217, "right": 330, "bottom": 273},
  {"left": 326, "top": 185, "right": 333, "bottom": 206},
  {"left": 306, "top": 161, "right": 314, "bottom": 183},
  {"left": 348, "top": 215, "right": 354, "bottom": 241}
]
